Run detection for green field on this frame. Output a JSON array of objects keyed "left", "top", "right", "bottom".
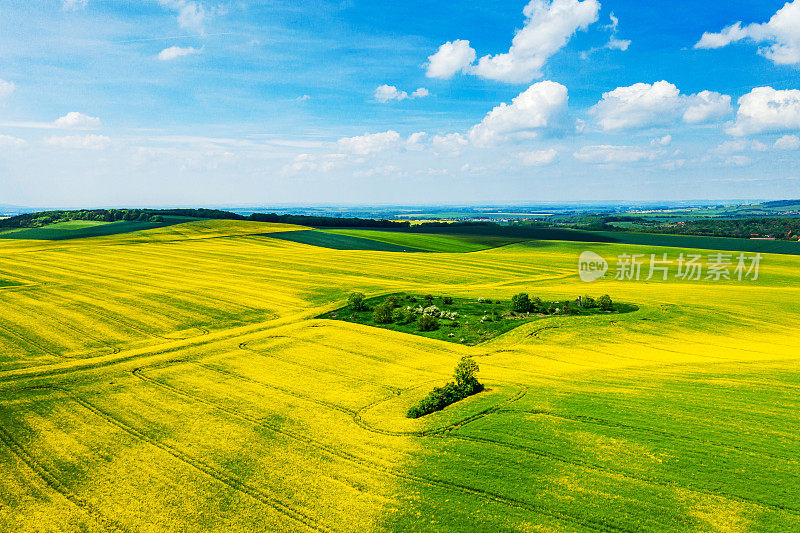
[
  {"left": 0, "top": 219, "right": 799, "bottom": 532},
  {"left": 0, "top": 217, "right": 197, "bottom": 240},
  {"left": 323, "top": 229, "right": 526, "bottom": 252}
]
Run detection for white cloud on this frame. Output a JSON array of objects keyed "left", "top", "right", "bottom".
[
  {"left": 45, "top": 134, "right": 110, "bottom": 150},
  {"left": 714, "top": 139, "right": 768, "bottom": 154},
  {"left": 374, "top": 85, "right": 430, "bottom": 103},
  {"left": 468, "top": 80, "right": 568, "bottom": 145},
  {"left": 285, "top": 153, "right": 346, "bottom": 173},
  {"left": 727, "top": 86, "right": 800, "bottom": 136},
  {"left": 775, "top": 134, "right": 800, "bottom": 150},
  {"left": 53, "top": 112, "right": 101, "bottom": 129},
  {"left": 426, "top": 40, "right": 476, "bottom": 79},
  {"left": 157, "top": 46, "right": 201, "bottom": 61},
  {"left": 651, "top": 134, "right": 672, "bottom": 146},
  {"left": 295, "top": 95, "right": 310, "bottom": 102},
  {"left": 590, "top": 81, "right": 731, "bottom": 131},
  {"left": 724, "top": 155, "right": 754, "bottom": 167},
  {"left": 0, "top": 135, "right": 27, "bottom": 149},
  {"left": 519, "top": 149, "right": 558, "bottom": 166},
  {"left": 695, "top": 1, "right": 800, "bottom": 65},
  {"left": 337, "top": 131, "right": 400, "bottom": 155},
  {"left": 683, "top": 91, "right": 733, "bottom": 124},
  {"left": 374, "top": 85, "right": 408, "bottom": 103},
  {"left": 62, "top": 0, "right": 88, "bottom": 10},
  {"left": 0, "top": 79, "right": 15, "bottom": 101},
  {"left": 472, "top": 0, "right": 600, "bottom": 83},
  {"left": 405, "top": 132, "right": 427, "bottom": 151},
  {"left": 158, "top": 0, "right": 206, "bottom": 34},
  {"left": 573, "top": 144, "right": 663, "bottom": 164},
  {"left": 431, "top": 133, "right": 468, "bottom": 156}
]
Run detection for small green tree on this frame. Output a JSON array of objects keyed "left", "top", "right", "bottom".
[
  {"left": 417, "top": 314, "right": 439, "bottom": 331},
  {"left": 530, "top": 296, "right": 542, "bottom": 312},
  {"left": 348, "top": 292, "right": 366, "bottom": 311},
  {"left": 597, "top": 294, "right": 613, "bottom": 311},
  {"left": 391, "top": 308, "right": 406, "bottom": 323},
  {"left": 453, "top": 356, "right": 480, "bottom": 390},
  {"left": 372, "top": 302, "right": 394, "bottom": 323},
  {"left": 511, "top": 293, "right": 531, "bottom": 313},
  {"left": 582, "top": 295, "right": 596, "bottom": 308}
]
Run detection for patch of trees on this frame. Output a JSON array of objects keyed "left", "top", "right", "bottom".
[
  {"left": 509, "top": 292, "right": 613, "bottom": 315},
  {"left": 0, "top": 208, "right": 244, "bottom": 229},
  {"left": 249, "top": 213, "right": 410, "bottom": 228},
  {"left": 407, "top": 357, "right": 484, "bottom": 418}
]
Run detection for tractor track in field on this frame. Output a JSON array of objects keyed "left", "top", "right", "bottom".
[
  {"left": 444, "top": 430, "right": 800, "bottom": 518},
  {"left": 0, "top": 322, "right": 70, "bottom": 360},
  {"left": 498, "top": 409, "right": 797, "bottom": 463},
  {"left": 237, "top": 341, "right": 403, "bottom": 396},
  {"left": 137, "top": 360, "right": 800, "bottom": 523},
  {"left": 130, "top": 365, "right": 630, "bottom": 533},
  {"left": 63, "top": 390, "right": 331, "bottom": 533},
  {"left": 0, "top": 422, "right": 128, "bottom": 532}
]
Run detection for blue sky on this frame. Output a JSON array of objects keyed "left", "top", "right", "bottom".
[{"left": 1, "top": 0, "right": 799, "bottom": 207}]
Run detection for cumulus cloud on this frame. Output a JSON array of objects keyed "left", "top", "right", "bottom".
[
  {"left": 431, "top": 133, "right": 468, "bottom": 155},
  {"left": 468, "top": 80, "right": 568, "bottom": 145},
  {"left": 45, "top": 134, "right": 110, "bottom": 150},
  {"left": 683, "top": 91, "right": 733, "bottom": 124},
  {"left": 426, "top": 40, "right": 476, "bottom": 79},
  {"left": 0, "top": 79, "right": 14, "bottom": 101},
  {"left": 62, "top": 0, "right": 88, "bottom": 10},
  {"left": 285, "top": 153, "right": 346, "bottom": 173},
  {"left": 775, "top": 134, "right": 800, "bottom": 150},
  {"left": 713, "top": 139, "right": 768, "bottom": 154},
  {"left": 158, "top": 0, "right": 206, "bottom": 34},
  {"left": 590, "top": 81, "right": 731, "bottom": 131},
  {"left": 53, "top": 112, "right": 101, "bottom": 129},
  {"left": 651, "top": 134, "right": 672, "bottom": 146},
  {"left": 426, "top": 0, "right": 600, "bottom": 83},
  {"left": 405, "top": 132, "right": 428, "bottom": 151},
  {"left": 472, "top": 0, "right": 600, "bottom": 83},
  {"left": 374, "top": 85, "right": 430, "bottom": 103},
  {"left": 0, "top": 135, "right": 27, "bottom": 149},
  {"left": 694, "top": 0, "right": 800, "bottom": 65},
  {"left": 158, "top": 46, "right": 201, "bottom": 60},
  {"left": 727, "top": 86, "right": 800, "bottom": 136},
  {"left": 573, "top": 144, "right": 663, "bottom": 164},
  {"left": 519, "top": 149, "right": 558, "bottom": 166},
  {"left": 375, "top": 85, "right": 408, "bottom": 102},
  {"left": 337, "top": 131, "right": 400, "bottom": 155}
]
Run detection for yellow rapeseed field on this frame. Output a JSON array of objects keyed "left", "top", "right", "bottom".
[{"left": 0, "top": 220, "right": 798, "bottom": 532}]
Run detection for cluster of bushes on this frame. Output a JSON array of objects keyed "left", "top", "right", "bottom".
[
  {"left": 510, "top": 292, "right": 613, "bottom": 315},
  {"left": 347, "top": 292, "right": 461, "bottom": 332},
  {"left": 407, "top": 357, "right": 484, "bottom": 418}
]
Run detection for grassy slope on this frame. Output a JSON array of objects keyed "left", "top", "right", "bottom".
[
  {"left": 323, "top": 228, "right": 525, "bottom": 252},
  {"left": 0, "top": 217, "right": 200, "bottom": 241},
  {"left": 259, "top": 229, "right": 430, "bottom": 252},
  {"left": 0, "top": 220, "right": 798, "bottom": 531}
]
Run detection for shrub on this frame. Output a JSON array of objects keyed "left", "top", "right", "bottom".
[
  {"left": 372, "top": 302, "right": 394, "bottom": 323},
  {"left": 530, "top": 296, "right": 542, "bottom": 312},
  {"left": 391, "top": 308, "right": 405, "bottom": 323},
  {"left": 384, "top": 295, "right": 399, "bottom": 308},
  {"left": 582, "top": 295, "right": 596, "bottom": 308},
  {"left": 407, "top": 357, "right": 483, "bottom": 418},
  {"left": 597, "top": 294, "right": 613, "bottom": 311},
  {"left": 348, "top": 292, "right": 366, "bottom": 311},
  {"left": 511, "top": 293, "right": 531, "bottom": 313},
  {"left": 417, "top": 314, "right": 439, "bottom": 331},
  {"left": 422, "top": 305, "right": 441, "bottom": 317},
  {"left": 442, "top": 296, "right": 453, "bottom": 305}
]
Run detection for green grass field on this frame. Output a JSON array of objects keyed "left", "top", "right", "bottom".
[
  {"left": 0, "top": 216, "right": 197, "bottom": 241},
  {"left": 0, "top": 219, "right": 798, "bottom": 532}
]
